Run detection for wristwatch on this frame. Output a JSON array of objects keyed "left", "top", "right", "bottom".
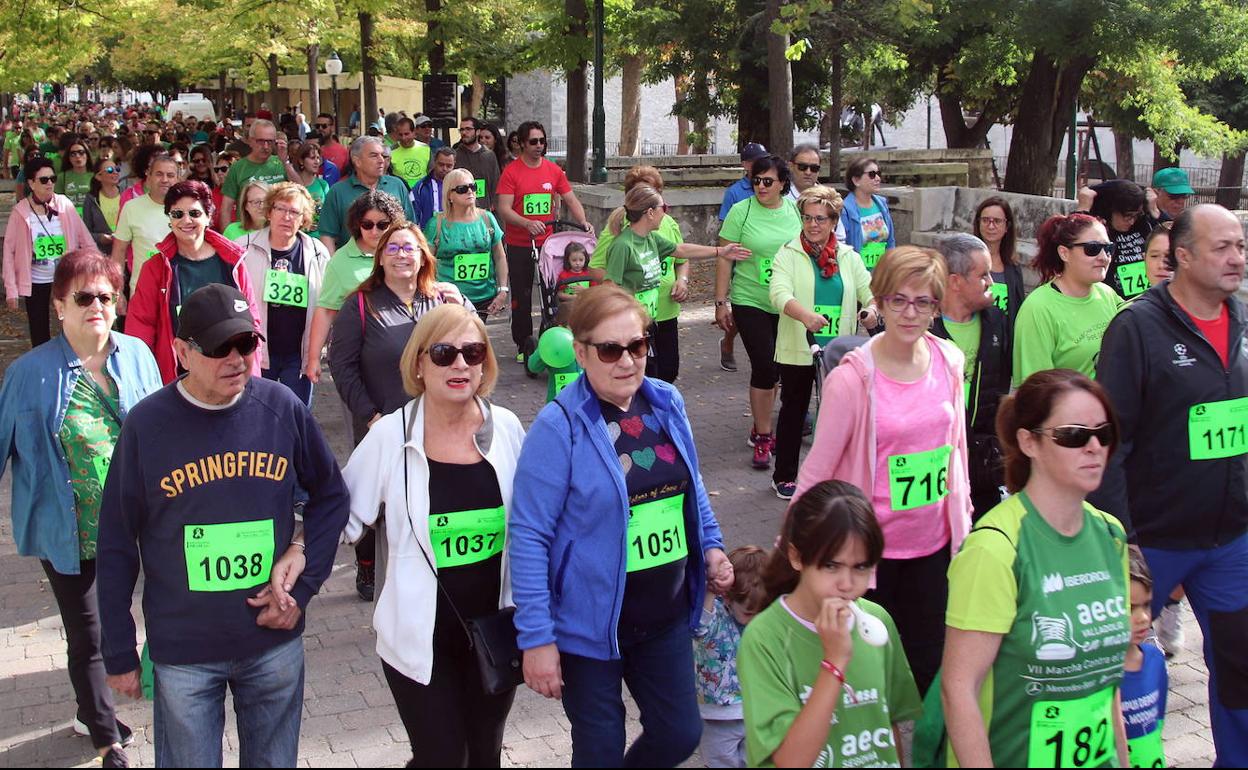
[
  {"left": 498, "top": 286, "right": 511, "bottom": 293},
  {"left": 715, "top": 300, "right": 730, "bottom": 307}
]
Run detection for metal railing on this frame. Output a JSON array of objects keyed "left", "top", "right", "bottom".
[
  {"left": 992, "top": 156, "right": 1247, "bottom": 205},
  {"left": 544, "top": 138, "right": 719, "bottom": 157}
]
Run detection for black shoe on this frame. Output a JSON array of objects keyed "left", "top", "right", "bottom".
[
  {"left": 356, "top": 561, "right": 375, "bottom": 602},
  {"left": 102, "top": 746, "right": 130, "bottom": 768},
  {"left": 117, "top": 719, "right": 133, "bottom": 748}
]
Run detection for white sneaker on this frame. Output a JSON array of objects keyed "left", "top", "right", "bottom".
[
  {"left": 1155, "top": 601, "right": 1186, "bottom": 656},
  {"left": 72, "top": 717, "right": 89, "bottom": 737}
]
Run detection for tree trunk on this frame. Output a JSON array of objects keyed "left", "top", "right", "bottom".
[
  {"left": 470, "top": 74, "right": 485, "bottom": 117},
  {"left": 674, "top": 75, "right": 690, "bottom": 155},
  {"left": 938, "top": 92, "right": 998, "bottom": 149},
  {"left": 218, "top": 71, "right": 227, "bottom": 118},
  {"left": 618, "top": 54, "right": 643, "bottom": 156},
  {"left": 1153, "top": 141, "right": 1181, "bottom": 171},
  {"left": 1112, "top": 126, "right": 1134, "bottom": 181},
  {"left": 1216, "top": 150, "right": 1246, "bottom": 209},
  {"left": 267, "top": 52, "right": 281, "bottom": 114},
  {"left": 1003, "top": 51, "right": 1094, "bottom": 196},
  {"left": 765, "top": 0, "right": 793, "bottom": 157},
  {"left": 359, "top": 12, "right": 379, "bottom": 131},
  {"left": 690, "top": 72, "right": 711, "bottom": 154},
  {"left": 425, "top": 0, "right": 445, "bottom": 74},
  {"left": 306, "top": 44, "right": 321, "bottom": 119},
  {"left": 565, "top": 0, "right": 589, "bottom": 181},
  {"left": 829, "top": 50, "right": 843, "bottom": 179}
]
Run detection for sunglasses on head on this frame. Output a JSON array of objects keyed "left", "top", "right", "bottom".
[
  {"left": 427, "top": 342, "right": 489, "bottom": 367},
  {"left": 795, "top": 162, "right": 820, "bottom": 173},
  {"left": 1072, "top": 241, "right": 1117, "bottom": 258},
  {"left": 169, "top": 208, "right": 205, "bottom": 220},
  {"left": 450, "top": 184, "right": 475, "bottom": 195},
  {"left": 359, "top": 219, "right": 392, "bottom": 231},
  {"left": 585, "top": 335, "right": 650, "bottom": 364},
  {"left": 751, "top": 176, "right": 778, "bottom": 188},
  {"left": 1030, "top": 422, "right": 1116, "bottom": 449},
  {"left": 72, "top": 291, "right": 119, "bottom": 307},
  {"left": 191, "top": 333, "right": 260, "bottom": 359},
  {"left": 527, "top": 137, "right": 547, "bottom": 146}
]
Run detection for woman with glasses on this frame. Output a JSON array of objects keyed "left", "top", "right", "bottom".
[
  {"left": 187, "top": 144, "right": 214, "bottom": 186},
  {"left": 424, "top": 168, "right": 509, "bottom": 323},
  {"left": 240, "top": 182, "right": 329, "bottom": 406},
  {"left": 939, "top": 369, "right": 1129, "bottom": 768},
  {"left": 1013, "top": 213, "right": 1123, "bottom": 385},
  {"left": 209, "top": 150, "right": 239, "bottom": 216},
  {"left": 0, "top": 250, "right": 161, "bottom": 770},
  {"left": 510, "top": 284, "right": 733, "bottom": 767},
  {"left": 83, "top": 157, "right": 123, "bottom": 252},
  {"left": 972, "top": 196, "right": 1025, "bottom": 329},
  {"left": 341, "top": 303, "right": 524, "bottom": 767},
  {"left": 1078, "top": 179, "right": 1159, "bottom": 300},
  {"left": 3, "top": 156, "right": 95, "bottom": 346},
  {"left": 794, "top": 245, "right": 972, "bottom": 696},
  {"left": 601, "top": 183, "right": 747, "bottom": 382},
  {"left": 841, "top": 157, "right": 896, "bottom": 270},
  {"left": 293, "top": 142, "right": 329, "bottom": 239},
  {"left": 223, "top": 179, "right": 270, "bottom": 245},
  {"left": 126, "top": 180, "right": 262, "bottom": 383},
  {"left": 714, "top": 154, "right": 802, "bottom": 470},
  {"left": 56, "top": 139, "right": 94, "bottom": 216},
  {"left": 769, "top": 185, "right": 879, "bottom": 500}
]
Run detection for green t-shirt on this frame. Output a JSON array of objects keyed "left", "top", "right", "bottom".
[
  {"left": 423, "top": 212, "right": 503, "bottom": 306},
  {"left": 57, "top": 373, "right": 121, "bottom": 561},
  {"left": 943, "top": 315, "right": 981, "bottom": 406},
  {"left": 318, "top": 239, "right": 374, "bottom": 310},
  {"left": 3, "top": 131, "right": 20, "bottom": 162},
  {"left": 811, "top": 267, "right": 845, "bottom": 346},
  {"left": 305, "top": 176, "right": 330, "bottom": 238},
  {"left": 222, "top": 222, "right": 257, "bottom": 242},
  {"left": 945, "top": 493, "right": 1129, "bottom": 768},
  {"left": 56, "top": 170, "right": 94, "bottom": 214},
  {"left": 604, "top": 228, "right": 678, "bottom": 320},
  {"left": 739, "top": 597, "right": 923, "bottom": 768},
  {"left": 720, "top": 197, "right": 802, "bottom": 312},
  {"left": 1012, "top": 282, "right": 1122, "bottom": 387},
  {"left": 220, "top": 155, "right": 287, "bottom": 206},
  {"left": 591, "top": 214, "right": 685, "bottom": 322},
  {"left": 391, "top": 143, "right": 431, "bottom": 187}
]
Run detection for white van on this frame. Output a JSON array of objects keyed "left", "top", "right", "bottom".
[{"left": 166, "top": 94, "right": 217, "bottom": 123}]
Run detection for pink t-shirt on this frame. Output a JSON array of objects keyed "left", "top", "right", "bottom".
[{"left": 871, "top": 338, "right": 956, "bottom": 559}]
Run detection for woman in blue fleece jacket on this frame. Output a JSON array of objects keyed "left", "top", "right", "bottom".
[{"left": 509, "top": 284, "right": 733, "bottom": 767}]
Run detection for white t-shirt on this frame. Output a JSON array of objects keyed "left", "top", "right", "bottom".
[{"left": 114, "top": 194, "right": 170, "bottom": 292}]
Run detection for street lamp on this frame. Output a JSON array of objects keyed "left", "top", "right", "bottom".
[
  {"left": 227, "top": 68, "right": 238, "bottom": 121},
  {"left": 325, "top": 52, "right": 343, "bottom": 137},
  {"left": 591, "top": 0, "right": 607, "bottom": 183}
]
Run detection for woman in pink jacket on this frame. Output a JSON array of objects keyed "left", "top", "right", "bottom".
[{"left": 794, "top": 244, "right": 971, "bottom": 695}]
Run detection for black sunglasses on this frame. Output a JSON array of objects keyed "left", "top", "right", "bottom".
[
  {"left": 191, "top": 333, "right": 260, "bottom": 359},
  {"left": 527, "top": 137, "right": 547, "bottom": 146},
  {"left": 1031, "top": 422, "right": 1116, "bottom": 449},
  {"left": 169, "top": 208, "right": 205, "bottom": 220},
  {"left": 795, "top": 162, "right": 820, "bottom": 173},
  {"left": 865, "top": 169, "right": 882, "bottom": 179},
  {"left": 450, "top": 184, "right": 475, "bottom": 195},
  {"left": 214, "top": 165, "right": 229, "bottom": 173},
  {"left": 34, "top": 174, "right": 56, "bottom": 184},
  {"left": 1072, "top": 241, "right": 1117, "bottom": 258},
  {"left": 586, "top": 335, "right": 650, "bottom": 364},
  {"left": 359, "top": 219, "right": 392, "bottom": 231},
  {"left": 428, "top": 342, "right": 489, "bottom": 367},
  {"left": 72, "top": 291, "right": 119, "bottom": 307},
  {"left": 103, "top": 166, "right": 119, "bottom": 174},
  {"left": 751, "top": 176, "right": 777, "bottom": 188}
]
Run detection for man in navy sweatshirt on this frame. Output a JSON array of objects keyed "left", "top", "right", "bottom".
[{"left": 97, "top": 284, "right": 349, "bottom": 768}]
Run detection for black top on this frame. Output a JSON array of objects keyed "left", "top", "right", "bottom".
[{"left": 266, "top": 239, "right": 306, "bottom": 358}]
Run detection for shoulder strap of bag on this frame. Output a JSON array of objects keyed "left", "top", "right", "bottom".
[
  {"left": 432, "top": 213, "right": 445, "bottom": 254},
  {"left": 358, "top": 292, "right": 366, "bottom": 336}
]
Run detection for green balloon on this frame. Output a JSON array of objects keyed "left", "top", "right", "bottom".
[{"left": 538, "top": 326, "right": 576, "bottom": 368}]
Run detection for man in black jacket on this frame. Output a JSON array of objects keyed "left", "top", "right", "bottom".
[
  {"left": 933, "top": 233, "right": 1012, "bottom": 520},
  {"left": 1090, "top": 204, "right": 1248, "bottom": 764}
]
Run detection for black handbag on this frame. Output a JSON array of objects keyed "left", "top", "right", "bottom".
[{"left": 401, "top": 404, "right": 523, "bottom": 696}]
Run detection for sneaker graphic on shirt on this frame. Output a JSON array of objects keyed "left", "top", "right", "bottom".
[{"left": 1031, "top": 611, "right": 1083, "bottom": 661}]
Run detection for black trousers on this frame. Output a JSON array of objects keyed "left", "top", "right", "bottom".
[
  {"left": 40, "top": 559, "right": 122, "bottom": 749},
  {"left": 382, "top": 647, "right": 516, "bottom": 768},
  {"left": 26, "top": 281, "right": 53, "bottom": 348},
  {"left": 646, "top": 317, "right": 680, "bottom": 383},
  {"left": 506, "top": 244, "right": 537, "bottom": 351},
  {"left": 863, "top": 545, "right": 951, "bottom": 697},
  {"left": 773, "top": 363, "right": 816, "bottom": 483}
]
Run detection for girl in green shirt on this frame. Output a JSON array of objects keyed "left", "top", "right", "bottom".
[
  {"left": 223, "top": 179, "right": 270, "bottom": 244},
  {"left": 295, "top": 142, "right": 330, "bottom": 239},
  {"left": 56, "top": 140, "right": 94, "bottom": 215}
]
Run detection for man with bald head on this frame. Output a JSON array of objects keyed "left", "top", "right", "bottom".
[{"left": 1092, "top": 204, "right": 1248, "bottom": 764}]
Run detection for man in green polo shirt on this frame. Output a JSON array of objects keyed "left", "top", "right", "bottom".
[
  {"left": 318, "top": 137, "right": 416, "bottom": 252},
  {"left": 388, "top": 117, "right": 430, "bottom": 189},
  {"left": 219, "top": 119, "right": 295, "bottom": 230}
]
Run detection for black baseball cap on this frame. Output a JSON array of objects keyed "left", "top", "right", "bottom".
[
  {"left": 741, "top": 143, "right": 769, "bottom": 162},
  {"left": 176, "top": 284, "right": 263, "bottom": 350}
]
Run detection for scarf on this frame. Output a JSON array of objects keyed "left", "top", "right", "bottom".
[{"left": 802, "top": 233, "right": 840, "bottom": 279}]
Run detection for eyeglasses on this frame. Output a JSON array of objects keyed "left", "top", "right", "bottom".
[
  {"left": 450, "top": 184, "right": 475, "bottom": 195},
  {"left": 527, "top": 137, "right": 547, "bottom": 146},
  {"left": 427, "top": 342, "right": 489, "bottom": 367},
  {"left": 751, "top": 176, "right": 778, "bottom": 188},
  {"left": 252, "top": 138, "right": 276, "bottom": 146},
  {"left": 213, "top": 165, "right": 229, "bottom": 173},
  {"left": 190, "top": 333, "right": 260, "bottom": 359},
  {"left": 801, "top": 214, "right": 832, "bottom": 224},
  {"left": 1072, "top": 241, "right": 1117, "bottom": 258},
  {"left": 359, "top": 219, "right": 392, "bottom": 231},
  {"left": 384, "top": 243, "right": 420, "bottom": 256},
  {"left": 271, "top": 205, "right": 303, "bottom": 219},
  {"left": 72, "top": 291, "right": 120, "bottom": 307},
  {"left": 1119, "top": 209, "right": 1143, "bottom": 221},
  {"left": 169, "top": 208, "right": 206, "bottom": 220},
  {"left": 795, "top": 162, "right": 820, "bottom": 173},
  {"left": 865, "top": 170, "right": 882, "bottom": 179},
  {"left": 34, "top": 175, "right": 56, "bottom": 184},
  {"left": 316, "top": 123, "right": 332, "bottom": 129},
  {"left": 1030, "top": 422, "right": 1116, "bottom": 449},
  {"left": 585, "top": 335, "right": 650, "bottom": 364},
  {"left": 245, "top": 199, "right": 266, "bottom": 209},
  {"left": 68, "top": 149, "right": 87, "bottom": 157},
  {"left": 881, "top": 294, "right": 938, "bottom": 315},
  {"left": 978, "top": 216, "right": 1006, "bottom": 227}
]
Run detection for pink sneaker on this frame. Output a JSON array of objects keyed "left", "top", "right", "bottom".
[{"left": 752, "top": 433, "right": 774, "bottom": 469}]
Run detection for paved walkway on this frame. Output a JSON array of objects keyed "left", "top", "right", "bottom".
[{"left": 0, "top": 299, "right": 1220, "bottom": 767}]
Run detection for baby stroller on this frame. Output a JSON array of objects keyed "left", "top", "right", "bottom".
[
  {"left": 536, "top": 221, "right": 596, "bottom": 333},
  {"left": 810, "top": 334, "right": 869, "bottom": 418}
]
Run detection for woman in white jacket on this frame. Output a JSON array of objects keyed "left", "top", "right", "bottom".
[{"left": 341, "top": 303, "right": 526, "bottom": 767}]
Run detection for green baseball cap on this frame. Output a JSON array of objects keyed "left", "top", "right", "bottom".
[{"left": 1152, "top": 167, "right": 1195, "bottom": 195}]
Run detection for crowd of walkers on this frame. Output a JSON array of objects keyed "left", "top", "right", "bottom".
[{"left": 1, "top": 99, "right": 1246, "bottom": 770}]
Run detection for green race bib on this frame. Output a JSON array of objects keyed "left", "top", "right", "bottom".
[
  {"left": 429, "top": 505, "right": 506, "bottom": 569},
  {"left": 861, "top": 241, "right": 886, "bottom": 270},
  {"left": 553, "top": 371, "right": 580, "bottom": 394},
  {"left": 888, "top": 444, "right": 952, "bottom": 511},
  {"left": 1027, "top": 688, "right": 1117, "bottom": 768},
  {"left": 1189, "top": 397, "right": 1248, "bottom": 460},
  {"left": 635, "top": 287, "right": 660, "bottom": 318},
  {"left": 264, "top": 269, "right": 308, "bottom": 308},
  {"left": 990, "top": 282, "right": 1008, "bottom": 313},
  {"left": 33, "top": 234, "right": 66, "bottom": 262},
  {"left": 626, "top": 493, "right": 687, "bottom": 572},
  {"left": 184, "top": 520, "right": 274, "bottom": 592},
  {"left": 522, "top": 193, "right": 552, "bottom": 216},
  {"left": 453, "top": 252, "right": 491, "bottom": 282},
  {"left": 1117, "top": 261, "right": 1149, "bottom": 298},
  {"left": 474, "top": 179, "right": 486, "bottom": 197},
  {"left": 812, "top": 303, "right": 841, "bottom": 343},
  {"left": 92, "top": 455, "right": 111, "bottom": 486},
  {"left": 757, "top": 256, "right": 774, "bottom": 286},
  {"left": 1128, "top": 726, "right": 1165, "bottom": 768}
]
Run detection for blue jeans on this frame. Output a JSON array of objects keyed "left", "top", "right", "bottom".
[
  {"left": 1143, "top": 532, "right": 1248, "bottom": 766},
  {"left": 560, "top": 621, "right": 702, "bottom": 768},
  {"left": 152, "top": 636, "right": 304, "bottom": 768},
  {"left": 263, "top": 350, "right": 312, "bottom": 407}
]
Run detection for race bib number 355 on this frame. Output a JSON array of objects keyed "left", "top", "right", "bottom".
[
  {"left": 33, "top": 234, "right": 66, "bottom": 262},
  {"left": 1028, "top": 688, "right": 1116, "bottom": 768},
  {"left": 184, "top": 520, "right": 274, "bottom": 592}
]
